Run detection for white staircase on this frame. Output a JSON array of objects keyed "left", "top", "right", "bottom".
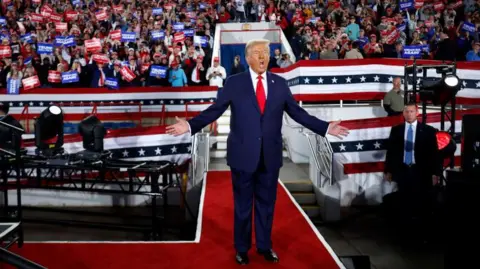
[{"left": 210, "top": 109, "right": 288, "bottom": 158}]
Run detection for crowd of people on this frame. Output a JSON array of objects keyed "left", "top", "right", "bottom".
[{"left": 0, "top": 0, "right": 479, "bottom": 91}]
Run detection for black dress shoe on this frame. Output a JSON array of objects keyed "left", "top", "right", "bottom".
[
  {"left": 257, "top": 249, "right": 279, "bottom": 263},
  {"left": 235, "top": 252, "right": 249, "bottom": 265}
]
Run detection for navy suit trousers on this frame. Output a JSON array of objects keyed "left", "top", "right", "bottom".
[{"left": 230, "top": 148, "right": 279, "bottom": 252}]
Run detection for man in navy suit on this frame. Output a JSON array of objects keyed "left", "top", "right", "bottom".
[{"left": 167, "top": 39, "right": 349, "bottom": 265}]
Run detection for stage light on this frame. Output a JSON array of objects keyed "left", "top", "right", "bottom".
[
  {"left": 419, "top": 75, "right": 461, "bottom": 106},
  {"left": 34, "top": 105, "right": 64, "bottom": 155},
  {"left": 437, "top": 131, "right": 456, "bottom": 160},
  {"left": 78, "top": 115, "right": 106, "bottom": 153}
]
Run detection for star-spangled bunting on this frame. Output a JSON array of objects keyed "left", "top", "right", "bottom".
[
  {"left": 287, "top": 74, "right": 475, "bottom": 88},
  {"left": 111, "top": 143, "right": 191, "bottom": 158},
  {"left": 331, "top": 134, "right": 461, "bottom": 153},
  {"left": 5, "top": 98, "right": 216, "bottom": 107}
]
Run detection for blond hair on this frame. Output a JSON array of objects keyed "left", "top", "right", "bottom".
[{"left": 245, "top": 39, "right": 271, "bottom": 57}]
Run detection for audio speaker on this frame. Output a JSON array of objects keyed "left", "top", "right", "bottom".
[{"left": 461, "top": 114, "right": 480, "bottom": 176}]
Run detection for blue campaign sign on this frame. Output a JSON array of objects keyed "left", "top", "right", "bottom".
[
  {"left": 399, "top": 0, "right": 414, "bottom": 10},
  {"left": 54, "top": 36, "right": 76, "bottom": 47},
  {"left": 150, "top": 65, "right": 167, "bottom": 78},
  {"left": 173, "top": 23, "right": 184, "bottom": 31},
  {"left": 7, "top": 78, "right": 20, "bottom": 95},
  {"left": 462, "top": 22, "right": 476, "bottom": 33},
  {"left": 61, "top": 71, "right": 79, "bottom": 83},
  {"left": 21, "top": 33, "right": 33, "bottom": 44},
  {"left": 151, "top": 30, "right": 165, "bottom": 41},
  {"left": 105, "top": 77, "right": 119, "bottom": 89},
  {"left": 37, "top": 43, "right": 53, "bottom": 54},
  {"left": 402, "top": 45, "right": 428, "bottom": 58},
  {"left": 121, "top": 32, "right": 136, "bottom": 42},
  {"left": 194, "top": 36, "right": 208, "bottom": 47},
  {"left": 183, "top": 29, "right": 195, "bottom": 37},
  {"left": 152, "top": 8, "right": 163, "bottom": 15}
]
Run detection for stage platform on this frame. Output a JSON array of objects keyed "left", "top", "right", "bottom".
[{"left": 5, "top": 160, "right": 444, "bottom": 269}]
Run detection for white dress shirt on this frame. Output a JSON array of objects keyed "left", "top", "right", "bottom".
[
  {"left": 249, "top": 68, "right": 268, "bottom": 97},
  {"left": 404, "top": 120, "right": 417, "bottom": 164}
]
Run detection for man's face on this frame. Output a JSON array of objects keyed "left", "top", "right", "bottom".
[
  {"left": 246, "top": 43, "right": 269, "bottom": 75},
  {"left": 403, "top": 105, "right": 418, "bottom": 123},
  {"left": 393, "top": 78, "right": 401, "bottom": 89}
]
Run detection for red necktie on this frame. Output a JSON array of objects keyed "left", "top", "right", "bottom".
[
  {"left": 256, "top": 75, "right": 266, "bottom": 113},
  {"left": 196, "top": 66, "right": 200, "bottom": 81}
]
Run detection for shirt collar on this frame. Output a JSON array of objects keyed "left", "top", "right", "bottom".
[
  {"left": 249, "top": 67, "right": 266, "bottom": 81},
  {"left": 406, "top": 120, "right": 417, "bottom": 128}
]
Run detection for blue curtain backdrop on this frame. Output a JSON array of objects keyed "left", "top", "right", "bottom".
[{"left": 220, "top": 43, "right": 281, "bottom": 76}]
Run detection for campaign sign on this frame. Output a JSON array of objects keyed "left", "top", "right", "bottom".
[
  {"left": 462, "top": 22, "right": 476, "bottom": 33},
  {"left": 121, "top": 32, "right": 136, "bottom": 42},
  {"left": 20, "top": 33, "right": 33, "bottom": 44},
  {"left": 400, "top": 0, "right": 414, "bottom": 10},
  {"left": 194, "top": 36, "right": 208, "bottom": 47},
  {"left": 183, "top": 29, "right": 195, "bottom": 37},
  {"left": 61, "top": 71, "right": 79, "bottom": 84},
  {"left": 152, "top": 8, "right": 163, "bottom": 15},
  {"left": 173, "top": 23, "right": 184, "bottom": 31},
  {"left": 150, "top": 65, "right": 167, "bottom": 78},
  {"left": 304, "top": 0, "right": 315, "bottom": 4},
  {"left": 151, "top": 30, "right": 165, "bottom": 41},
  {"left": 0, "top": 17, "right": 6, "bottom": 25},
  {"left": 105, "top": 77, "right": 119, "bottom": 89},
  {"left": 54, "top": 36, "right": 75, "bottom": 47},
  {"left": 37, "top": 43, "right": 53, "bottom": 54},
  {"left": 402, "top": 45, "right": 428, "bottom": 58},
  {"left": 7, "top": 78, "right": 20, "bottom": 95}
]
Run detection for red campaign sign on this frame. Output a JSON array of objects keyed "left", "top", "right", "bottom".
[
  {"left": 22, "top": 76, "right": 41, "bottom": 91},
  {"left": 120, "top": 66, "right": 136, "bottom": 82},
  {"left": 32, "top": 0, "right": 41, "bottom": 3},
  {"left": 110, "top": 30, "right": 122, "bottom": 41},
  {"left": 55, "top": 22, "right": 68, "bottom": 32},
  {"left": 414, "top": 0, "right": 424, "bottom": 9},
  {"left": 65, "top": 11, "right": 78, "bottom": 22},
  {"left": 174, "top": 32, "right": 185, "bottom": 43},
  {"left": 112, "top": 5, "right": 124, "bottom": 13},
  {"left": 29, "top": 13, "right": 44, "bottom": 23},
  {"left": 434, "top": 2, "right": 445, "bottom": 11},
  {"left": 84, "top": 39, "right": 102, "bottom": 53},
  {"left": 95, "top": 10, "right": 108, "bottom": 21},
  {"left": 41, "top": 5, "right": 53, "bottom": 18},
  {"left": 3, "top": 0, "right": 12, "bottom": 5},
  {"left": 47, "top": 71, "right": 61, "bottom": 83},
  {"left": 49, "top": 13, "right": 63, "bottom": 23},
  {"left": 164, "top": 4, "right": 173, "bottom": 10},
  {"left": 92, "top": 54, "right": 110, "bottom": 64},
  {"left": 0, "top": 45, "right": 12, "bottom": 58}
]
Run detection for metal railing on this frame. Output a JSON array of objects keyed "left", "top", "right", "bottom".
[
  {"left": 283, "top": 115, "right": 334, "bottom": 187},
  {"left": 190, "top": 131, "right": 210, "bottom": 186}
]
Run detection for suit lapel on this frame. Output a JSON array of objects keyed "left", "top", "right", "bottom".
[
  {"left": 264, "top": 72, "right": 276, "bottom": 114},
  {"left": 246, "top": 70, "right": 261, "bottom": 114}
]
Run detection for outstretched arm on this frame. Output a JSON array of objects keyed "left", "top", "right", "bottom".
[
  {"left": 283, "top": 80, "right": 348, "bottom": 138},
  {"left": 166, "top": 78, "right": 232, "bottom": 136}
]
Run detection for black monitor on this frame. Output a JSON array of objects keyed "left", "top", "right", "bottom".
[
  {"left": 78, "top": 115, "right": 106, "bottom": 152},
  {"left": 34, "top": 106, "right": 64, "bottom": 152}
]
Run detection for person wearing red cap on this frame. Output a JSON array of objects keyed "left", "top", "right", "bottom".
[
  {"left": 206, "top": 56, "right": 226, "bottom": 90},
  {"left": 167, "top": 39, "right": 349, "bottom": 265},
  {"left": 168, "top": 60, "right": 187, "bottom": 87},
  {"left": 190, "top": 55, "right": 207, "bottom": 86}
]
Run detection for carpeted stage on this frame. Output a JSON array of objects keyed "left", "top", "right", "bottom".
[{"left": 11, "top": 171, "right": 344, "bottom": 269}]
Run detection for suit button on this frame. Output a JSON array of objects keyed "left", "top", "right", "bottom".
[{"left": 258, "top": 137, "right": 261, "bottom": 141}]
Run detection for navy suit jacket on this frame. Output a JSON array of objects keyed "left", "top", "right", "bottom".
[{"left": 188, "top": 70, "right": 329, "bottom": 173}]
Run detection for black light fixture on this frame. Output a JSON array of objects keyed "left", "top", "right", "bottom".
[
  {"left": 78, "top": 115, "right": 106, "bottom": 153},
  {"left": 419, "top": 74, "right": 461, "bottom": 106},
  {"left": 34, "top": 105, "right": 64, "bottom": 156}
]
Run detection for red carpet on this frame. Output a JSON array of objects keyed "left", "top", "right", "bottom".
[{"left": 11, "top": 171, "right": 343, "bottom": 269}]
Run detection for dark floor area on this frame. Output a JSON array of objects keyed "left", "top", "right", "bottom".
[{"left": 14, "top": 206, "right": 197, "bottom": 242}]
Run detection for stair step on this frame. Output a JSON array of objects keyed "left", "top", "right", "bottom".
[
  {"left": 282, "top": 180, "right": 313, "bottom": 193},
  {"left": 301, "top": 205, "right": 321, "bottom": 218},
  {"left": 291, "top": 192, "right": 316, "bottom": 205}
]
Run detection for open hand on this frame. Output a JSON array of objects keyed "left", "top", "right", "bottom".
[
  {"left": 327, "top": 120, "right": 349, "bottom": 139},
  {"left": 166, "top": 116, "right": 189, "bottom": 136}
]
